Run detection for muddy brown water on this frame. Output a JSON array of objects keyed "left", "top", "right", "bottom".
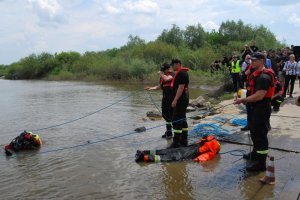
[{"left": 0, "top": 79, "right": 299, "bottom": 200}]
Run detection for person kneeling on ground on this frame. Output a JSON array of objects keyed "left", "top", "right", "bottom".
[
  {"left": 4, "top": 130, "right": 42, "bottom": 156},
  {"left": 135, "top": 135, "right": 220, "bottom": 162}
]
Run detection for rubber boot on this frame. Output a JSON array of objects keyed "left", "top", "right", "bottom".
[
  {"left": 246, "top": 154, "right": 267, "bottom": 172},
  {"left": 162, "top": 123, "right": 173, "bottom": 139},
  {"left": 243, "top": 151, "right": 258, "bottom": 161},
  {"left": 180, "top": 131, "right": 188, "bottom": 147},
  {"left": 165, "top": 130, "right": 173, "bottom": 139},
  {"left": 168, "top": 133, "right": 181, "bottom": 148},
  {"left": 240, "top": 125, "right": 249, "bottom": 131}
]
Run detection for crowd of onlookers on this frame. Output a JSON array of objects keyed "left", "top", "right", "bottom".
[{"left": 210, "top": 40, "right": 300, "bottom": 100}]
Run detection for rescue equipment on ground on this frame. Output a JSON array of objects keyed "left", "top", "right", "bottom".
[
  {"left": 4, "top": 130, "right": 42, "bottom": 156},
  {"left": 135, "top": 135, "right": 220, "bottom": 163},
  {"left": 230, "top": 118, "right": 247, "bottom": 127},
  {"left": 189, "top": 123, "right": 230, "bottom": 137}
]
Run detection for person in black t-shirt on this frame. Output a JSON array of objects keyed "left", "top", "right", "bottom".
[
  {"left": 234, "top": 52, "right": 274, "bottom": 172},
  {"left": 169, "top": 59, "right": 189, "bottom": 148}
]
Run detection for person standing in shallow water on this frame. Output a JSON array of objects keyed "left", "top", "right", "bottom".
[
  {"left": 144, "top": 63, "right": 174, "bottom": 139},
  {"left": 169, "top": 59, "right": 189, "bottom": 148},
  {"left": 234, "top": 52, "right": 275, "bottom": 172}
]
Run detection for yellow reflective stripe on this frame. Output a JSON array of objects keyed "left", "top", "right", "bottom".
[
  {"left": 276, "top": 100, "right": 282, "bottom": 103},
  {"left": 256, "top": 150, "right": 268, "bottom": 154},
  {"left": 173, "top": 129, "right": 182, "bottom": 134},
  {"left": 182, "top": 128, "right": 189, "bottom": 131},
  {"left": 154, "top": 155, "right": 161, "bottom": 162},
  {"left": 166, "top": 122, "right": 172, "bottom": 125}
]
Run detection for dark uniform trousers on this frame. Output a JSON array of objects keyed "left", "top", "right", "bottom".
[
  {"left": 172, "top": 97, "right": 189, "bottom": 147},
  {"left": 161, "top": 93, "right": 173, "bottom": 133},
  {"left": 249, "top": 100, "right": 271, "bottom": 154}
]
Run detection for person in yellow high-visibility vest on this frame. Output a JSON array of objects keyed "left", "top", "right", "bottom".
[{"left": 231, "top": 55, "right": 242, "bottom": 92}]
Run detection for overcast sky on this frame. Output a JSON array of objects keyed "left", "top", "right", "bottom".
[{"left": 1, "top": 0, "right": 300, "bottom": 65}]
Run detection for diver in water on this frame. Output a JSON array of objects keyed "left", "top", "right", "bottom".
[
  {"left": 135, "top": 135, "right": 220, "bottom": 162},
  {"left": 4, "top": 130, "right": 42, "bottom": 156}
]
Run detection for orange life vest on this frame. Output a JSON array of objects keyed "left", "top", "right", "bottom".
[
  {"left": 170, "top": 67, "right": 189, "bottom": 90},
  {"left": 194, "top": 136, "right": 221, "bottom": 162},
  {"left": 246, "top": 68, "right": 275, "bottom": 98}
]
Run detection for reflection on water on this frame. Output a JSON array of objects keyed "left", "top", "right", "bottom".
[
  {"left": 162, "top": 162, "right": 194, "bottom": 200},
  {"left": 0, "top": 79, "right": 299, "bottom": 200}
]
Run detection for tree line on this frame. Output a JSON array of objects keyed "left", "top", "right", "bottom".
[{"left": 1, "top": 20, "right": 284, "bottom": 82}]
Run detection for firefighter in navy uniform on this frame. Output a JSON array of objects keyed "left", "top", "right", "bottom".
[
  {"left": 145, "top": 63, "right": 174, "bottom": 138},
  {"left": 234, "top": 52, "right": 275, "bottom": 172},
  {"left": 169, "top": 59, "right": 189, "bottom": 148}
]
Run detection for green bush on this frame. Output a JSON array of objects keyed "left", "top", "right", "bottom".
[
  {"left": 3, "top": 20, "right": 285, "bottom": 83},
  {"left": 143, "top": 41, "right": 178, "bottom": 64}
]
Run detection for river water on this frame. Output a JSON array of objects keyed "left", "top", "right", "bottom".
[{"left": 0, "top": 79, "right": 299, "bottom": 200}]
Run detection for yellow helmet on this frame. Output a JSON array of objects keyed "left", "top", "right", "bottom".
[{"left": 32, "top": 134, "right": 42, "bottom": 145}]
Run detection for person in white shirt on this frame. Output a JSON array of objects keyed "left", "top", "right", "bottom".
[{"left": 283, "top": 54, "right": 299, "bottom": 98}]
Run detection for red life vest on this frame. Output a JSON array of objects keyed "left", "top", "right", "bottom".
[
  {"left": 170, "top": 67, "right": 189, "bottom": 89},
  {"left": 159, "top": 72, "right": 173, "bottom": 87},
  {"left": 245, "top": 64, "right": 253, "bottom": 81},
  {"left": 247, "top": 68, "right": 275, "bottom": 98}
]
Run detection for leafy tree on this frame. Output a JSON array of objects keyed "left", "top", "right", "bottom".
[
  {"left": 15, "top": 54, "right": 40, "bottom": 79},
  {"left": 143, "top": 41, "right": 178, "bottom": 64},
  {"left": 0, "top": 65, "right": 7, "bottom": 76},
  {"left": 126, "top": 35, "right": 145, "bottom": 48},
  {"left": 219, "top": 20, "right": 253, "bottom": 42},
  {"left": 253, "top": 25, "right": 279, "bottom": 50},
  {"left": 206, "top": 30, "right": 225, "bottom": 46},
  {"left": 3, "top": 19, "right": 286, "bottom": 82},
  {"left": 104, "top": 48, "right": 120, "bottom": 58},
  {"left": 157, "top": 24, "right": 184, "bottom": 48},
  {"left": 55, "top": 51, "right": 81, "bottom": 66},
  {"left": 184, "top": 24, "right": 206, "bottom": 49}
]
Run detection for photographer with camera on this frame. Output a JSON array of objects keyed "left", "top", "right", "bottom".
[{"left": 241, "top": 44, "right": 254, "bottom": 61}]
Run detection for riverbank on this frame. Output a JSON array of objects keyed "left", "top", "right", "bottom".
[
  {"left": 0, "top": 79, "right": 298, "bottom": 199},
  {"left": 193, "top": 80, "right": 300, "bottom": 199}
]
